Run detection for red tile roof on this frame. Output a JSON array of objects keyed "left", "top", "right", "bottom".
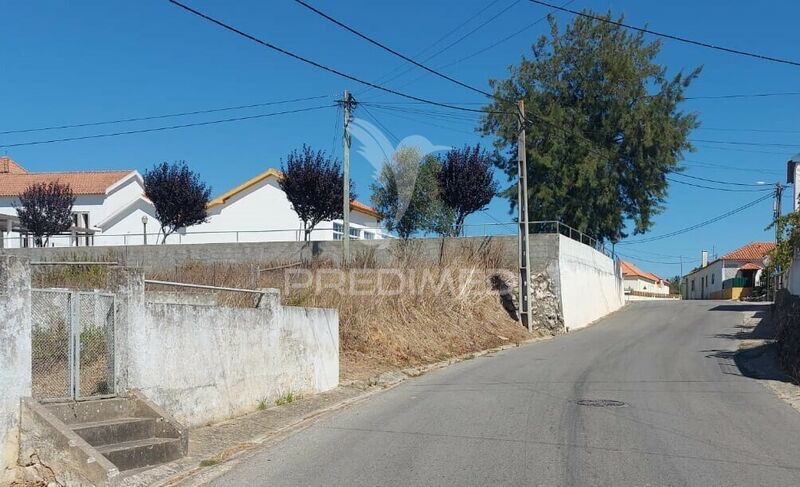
[
  {"left": 721, "top": 242, "right": 775, "bottom": 261},
  {"left": 350, "top": 199, "right": 380, "bottom": 219},
  {"left": 739, "top": 262, "right": 763, "bottom": 271},
  {"left": 620, "top": 260, "right": 663, "bottom": 283},
  {"left": 0, "top": 158, "right": 133, "bottom": 196}
]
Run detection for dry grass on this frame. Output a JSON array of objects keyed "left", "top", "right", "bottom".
[
  {"left": 146, "top": 240, "right": 540, "bottom": 380},
  {"left": 32, "top": 240, "right": 546, "bottom": 381}
]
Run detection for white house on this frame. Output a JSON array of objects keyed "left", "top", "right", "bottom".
[
  {"left": 620, "top": 260, "right": 670, "bottom": 295},
  {"left": 0, "top": 156, "right": 156, "bottom": 247},
  {"left": 177, "top": 168, "right": 382, "bottom": 243},
  {"left": 0, "top": 157, "right": 381, "bottom": 246},
  {"left": 683, "top": 242, "right": 774, "bottom": 300}
]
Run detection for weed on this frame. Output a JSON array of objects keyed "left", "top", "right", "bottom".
[
  {"left": 257, "top": 398, "right": 268, "bottom": 411},
  {"left": 199, "top": 459, "right": 219, "bottom": 467},
  {"left": 275, "top": 391, "right": 301, "bottom": 406}
]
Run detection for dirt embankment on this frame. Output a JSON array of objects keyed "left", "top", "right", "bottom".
[{"left": 33, "top": 241, "right": 558, "bottom": 381}]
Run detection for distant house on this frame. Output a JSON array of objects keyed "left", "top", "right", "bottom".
[
  {"left": 620, "top": 260, "right": 670, "bottom": 295},
  {"left": 0, "top": 156, "right": 154, "bottom": 247},
  {"left": 0, "top": 158, "right": 381, "bottom": 247},
  {"left": 683, "top": 241, "right": 775, "bottom": 300},
  {"left": 178, "top": 168, "right": 382, "bottom": 243}
]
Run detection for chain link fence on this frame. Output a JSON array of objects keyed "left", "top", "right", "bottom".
[
  {"left": 31, "top": 289, "right": 115, "bottom": 401},
  {"left": 31, "top": 290, "right": 71, "bottom": 401}
]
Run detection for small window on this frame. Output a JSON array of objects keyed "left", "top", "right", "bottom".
[
  {"left": 349, "top": 227, "right": 360, "bottom": 239},
  {"left": 711, "top": 274, "right": 715, "bottom": 285},
  {"left": 691, "top": 279, "right": 695, "bottom": 291},
  {"left": 333, "top": 222, "right": 343, "bottom": 240},
  {"left": 363, "top": 231, "right": 375, "bottom": 240}
]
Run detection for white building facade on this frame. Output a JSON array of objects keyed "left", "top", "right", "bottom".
[
  {"left": 0, "top": 158, "right": 381, "bottom": 247},
  {"left": 683, "top": 242, "right": 773, "bottom": 300}
]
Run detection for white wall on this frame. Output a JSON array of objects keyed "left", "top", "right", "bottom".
[
  {"left": 181, "top": 177, "right": 381, "bottom": 244},
  {"left": 126, "top": 291, "right": 339, "bottom": 426},
  {"left": 0, "top": 257, "right": 30, "bottom": 484},
  {"left": 557, "top": 235, "right": 624, "bottom": 330}
]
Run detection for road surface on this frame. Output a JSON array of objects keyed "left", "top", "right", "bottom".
[{"left": 207, "top": 301, "right": 800, "bottom": 486}]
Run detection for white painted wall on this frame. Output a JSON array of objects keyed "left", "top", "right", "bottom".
[
  {"left": 0, "top": 257, "right": 30, "bottom": 484},
  {"left": 126, "top": 292, "right": 339, "bottom": 426},
  {"left": 177, "top": 176, "right": 381, "bottom": 244},
  {"left": 557, "top": 235, "right": 625, "bottom": 330},
  {"left": 623, "top": 276, "right": 669, "bottom": 295}
]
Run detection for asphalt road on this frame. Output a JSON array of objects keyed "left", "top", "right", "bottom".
[{"left": 206, "top": 300, "right": 800, "bottom": 486}]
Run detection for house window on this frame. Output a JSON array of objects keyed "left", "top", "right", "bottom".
[
  {"left": 711, "top": 274, "right": 715, "bottom": 285},
  {"left": 349, "top": 227, "right": 360, "bottom": 239},
  {"left": 333, "top": 223, "right": 343, "bottom": 240},
  {"left": 363, "top": 231, "right": 375, "bottom": 240},
  {"left": 691, "top": 279, "right": 695, "bottom": 291}
]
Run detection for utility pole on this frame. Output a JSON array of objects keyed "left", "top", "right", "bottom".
[
  {"left": 772, "top": 181, "right": 784, "bottom": 298},
  {"left": 516, "top": 100, "right": 532, "bottom": 331},
  {"left": 774, "top": 182, "right": 783, "bottom": 244},
  {"left": 340, "top": 90, "right": 356, "bottom": 266}
]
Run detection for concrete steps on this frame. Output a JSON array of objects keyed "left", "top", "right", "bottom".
[
  {"left": 97, "top": 437, "right": 184, "bottom": 471},
  {"left": 21, "top": 394, "right": 188, "bottom": 485},
  {"left": 46, "top": 396, "right": 187, "bottom": 473}
]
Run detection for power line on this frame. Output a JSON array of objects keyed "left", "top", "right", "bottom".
[
  {"left": 685, "top": 92, "right": 800, "bottom": 100},
  {"left": 617, "top": 193, "right": 773, "bottom": 245},
  {"left": 666, "top": 176, "right": 773, "bottom": 192},
  {"left": 373, "top": 0, "right": 522, "bottom": 93},
  {"left": 691, "top": 138, "right": 800, "bottom": 149},
  {"left": 166, "top": 0, "right": 511, "bottom": 116},
  {"left": 437, "top": 0, "right": 576, "bottom": 69},
  {"left": 292, "top": 0, "right": 492, "bottom": 97},
  {"left": 0, "top": 105, "right": 334, "bottom": 148},
  {"left": 353, "top": 0, "right": 506, "bottom": 98},
  {"left": 669, "top": 172, "right": 770, "bottom": 187},
  {"left": 681, "top": 160, "right": 783, "bottom": 176},
  {"left": 0, "top": 95, "right": 331, "bottom": 136},
  {"left": 696, "top": 126, "right": 800, "bottom": 135},
  {"left": 526, "top": 0, "right": 800, "bottom": 68}
]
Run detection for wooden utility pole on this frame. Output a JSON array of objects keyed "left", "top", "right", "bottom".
[
  {"left": 517, "top": 100, "right": 532, "bottom": 331},
  {"left": 341, "top": 90, "right": 355, "bottom": 266},
  {"left": 774, "top": 182, "right": 783, "bottom": 244}
]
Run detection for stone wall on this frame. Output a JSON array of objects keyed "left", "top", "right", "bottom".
[{"left": 773, "top": 289, "right": 800, "bottom": 380}]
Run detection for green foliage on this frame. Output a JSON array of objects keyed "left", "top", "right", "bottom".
[
  {"left": 668, "top": 275, "right": 682, "bottom": 295},
  {"left": 480, "top": 12, "right": 700, "bottom": 242},
  {"left": 275, "top": 391, "right": 301, "bottom": 406},
  {"left": 15, "top": 181, "right": 75, "bottom": 246},
  {"left": 767, "top": 211, "right": 800, "bottom": 275},
  {"left": 371, "top": 148, "right": 453, "bottom": 238}
]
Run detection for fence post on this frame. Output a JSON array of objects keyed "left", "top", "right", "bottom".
[
  {"left": 105, "top": 266, "right": 145, "bottom": 394},
  {"left": 0, "top": 256, "right": 31, "bottom": 481}
]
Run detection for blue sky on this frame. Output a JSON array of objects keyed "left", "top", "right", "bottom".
[{"left": 2, "top": 0, "right": 799, "bottom": 278}]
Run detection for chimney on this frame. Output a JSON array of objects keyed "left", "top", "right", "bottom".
[
  {"left": 701, "top": 250, "right": 708, "bottom": 268},
  {"left": 0, "top": 155, "right": 8, "bottom": 174}
]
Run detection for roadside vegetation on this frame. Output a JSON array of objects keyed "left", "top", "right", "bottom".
[{"left": 32, "top": 242, "right": 542, "bottom": 381}]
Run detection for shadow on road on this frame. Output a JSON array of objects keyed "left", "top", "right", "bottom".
[{"left": 704, "top": 306, "right": 795, "bottom": 383}]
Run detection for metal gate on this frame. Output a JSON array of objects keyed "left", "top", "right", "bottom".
[{"left": 31, "top": 289, "right": 116, "bottom": 401}]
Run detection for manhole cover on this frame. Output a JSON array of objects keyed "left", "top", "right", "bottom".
[{"left": 576, "top": 399, "right": 627, "bottom": 408}]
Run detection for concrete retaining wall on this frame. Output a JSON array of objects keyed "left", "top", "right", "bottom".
[
  {"left": 0, "top": 257, "right": 31, "bottom": 483},
  {"left": 0, "top": 235, "right": 555, "bottom": 271},
  {"left": 109, "top": 270, "right": 339, "bottom": 427},
  {"left": 557, "top": 235, "right": 625, "bottom": 330}
]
